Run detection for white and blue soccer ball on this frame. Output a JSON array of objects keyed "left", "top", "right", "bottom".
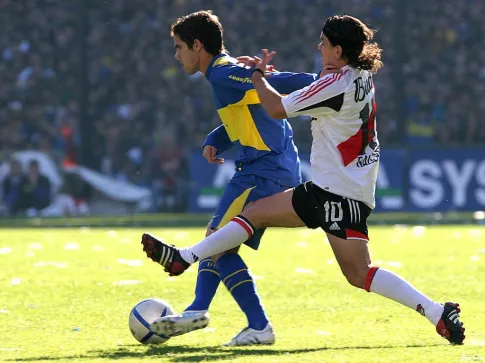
[{"left": 129, "top": 298, "right": 174, "bottom": 344}]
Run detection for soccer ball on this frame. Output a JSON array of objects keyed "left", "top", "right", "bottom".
[{"left": 129, "top": 298, "right": 174, "bottom": 344}]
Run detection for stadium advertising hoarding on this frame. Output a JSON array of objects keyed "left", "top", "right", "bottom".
[
  {"left": 407, "top": 149, "right": 485, "bottom": 212},
  {"left": 189, "top": 148, "right": 485, "bottom": 213}
]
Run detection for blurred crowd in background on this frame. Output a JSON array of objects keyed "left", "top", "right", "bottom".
[{"left": 0, "top": 0, "right": 483, "bottom": 216}]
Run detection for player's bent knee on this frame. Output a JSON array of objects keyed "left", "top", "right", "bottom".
[
  {"left": 343, "top": 271, "right": 366, "bottom": 289},
  {"left": 340, "top": 264, "right": 369, "bottom": 289}
]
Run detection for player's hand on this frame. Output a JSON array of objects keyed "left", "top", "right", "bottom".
[
  {"left": 237, "top": 55, "right": 260, "bottom": 67},
  {"left": 203, "top": 145, "right": 224, "bottom": 164},
  {"left": 236, "top": 56, "right": 276, "bottom": 72},
  {"left": 253, "top": 49, "right": 277, "bottom": 75},
  {"left": 320, "top": 64, "right": 343, "bottom": 78}
]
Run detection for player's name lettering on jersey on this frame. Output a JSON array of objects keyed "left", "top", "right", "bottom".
[
  {"left": 353, "top": 76, "right": 373, "bottom": 103},
  {"left": 229, "top": 75, "right": 252, "bottom": 83},
  {"left": 356, "top": 145, "right": 380, "bottom": 168}
]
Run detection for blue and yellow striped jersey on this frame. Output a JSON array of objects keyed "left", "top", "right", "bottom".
[{"left": 203, "top": 53, "right": 318, "bottom": 187}]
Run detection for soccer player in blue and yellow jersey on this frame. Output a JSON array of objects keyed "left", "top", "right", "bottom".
[{"left": 141, "top": 10, "right": 318, "bottom": 346}]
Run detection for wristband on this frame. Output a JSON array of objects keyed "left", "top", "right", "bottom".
[{"left": 251, "top": 68, "right": 265, "bottom": 77}]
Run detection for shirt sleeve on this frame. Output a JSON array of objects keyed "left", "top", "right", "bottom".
[
  {"left": 281, "top": 71, "right": 348, "bottom": 118},
  {"left": 202, "top": 125, "right": 234, "bottom": 155}
]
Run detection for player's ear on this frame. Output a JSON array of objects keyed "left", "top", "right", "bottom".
[
  {"left": 335, "top": 44, "right": 343, "bottom": 59},
  {"left": 193, "top": 39, "right": 203, "bottom": 52}
]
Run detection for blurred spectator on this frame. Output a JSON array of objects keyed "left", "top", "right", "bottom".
[
  {"left": 1, "top": 159, "right": 27, "bottom": 215},
  {"left": 150, "top": 127, "right": 188, "bottom": 212},
  {"left": 23, "top": 159, "right": 51, "bottom": 216}
]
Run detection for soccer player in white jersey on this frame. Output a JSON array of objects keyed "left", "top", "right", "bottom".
[{"left": 142, "top": 15, "right": 465, "bottom": 345}]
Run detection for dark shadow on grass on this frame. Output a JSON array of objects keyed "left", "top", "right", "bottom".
[
  {"left": 7, "top": 343, "right": 445, "bottom": 362},
  {"left": 165, "top": 343, "right": 447, "bottom": 363}
]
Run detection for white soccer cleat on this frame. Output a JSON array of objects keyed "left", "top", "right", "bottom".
[
  {"left": 223, "top": 323, "right": 275, "bottom": 346},
  {"left": 149, "top": 310, "right": 210, "bottom": 337}
]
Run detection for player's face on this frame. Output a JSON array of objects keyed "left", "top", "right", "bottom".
[
  {"left": 318, "top": 33, "right": 340, "bottom": 67},
  {"left": 173, "top": 35, "right": 199, "bottom": 75}
]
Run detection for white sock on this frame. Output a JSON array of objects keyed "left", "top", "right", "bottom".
[
  {"left": 179, "top": 216, "right": 255, "bottom": 264},
  {"left": 366, "top": 267, "right": 444, "bottom": 326}
]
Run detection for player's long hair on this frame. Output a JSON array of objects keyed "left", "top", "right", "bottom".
[
  {"left": 323, "top": 15, "right": 383, "bottom": 74},
  {"left": 171, "top": 10, "right": 227, "bottom": 56}
]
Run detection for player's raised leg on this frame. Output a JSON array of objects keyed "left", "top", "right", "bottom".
[
  {"left": 181, "top": 188, "right": 305, "bottom": 265},
  {"left": 141, "top": 188, "right": 304, "bottom": 274}
]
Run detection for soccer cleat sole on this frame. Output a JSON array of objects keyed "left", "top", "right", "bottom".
[
  {"left": 150, "top": 316, "right": 209, "bottom": 337},
  {"left": 141, "top": 233, "right": 161, "bottom": 263},
  {"left": 141, "top": 233, "right": 188, "bottom": 276}
]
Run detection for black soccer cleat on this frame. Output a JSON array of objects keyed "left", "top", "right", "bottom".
[
  {"left": 141, "top": 233, "right": 190, "bottom": 276},
  {"left": 435, "top": 302, "right": 465, "bottom": 345}
]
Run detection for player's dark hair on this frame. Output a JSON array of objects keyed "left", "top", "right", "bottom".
[
  {"left": 322, "top": 15, "right": 383, "bottom": 74},
  {"left": 171, "top": 10, "right": 227, "bottom": 56}
]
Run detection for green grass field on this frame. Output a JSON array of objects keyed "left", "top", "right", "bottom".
[{"left": 1, "top": 226, "right": 484, "bottom": 363}]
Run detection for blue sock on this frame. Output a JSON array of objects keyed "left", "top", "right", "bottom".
[
  {"left": 217, "top": 254, "right": 269, "bottom": 330},
  {"left": 185, "top": 258, "right": 221, "bottom": 311}
]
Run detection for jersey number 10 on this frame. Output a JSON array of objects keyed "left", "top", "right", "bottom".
[{"left": 323, "top": 201, "right": 343, "bottom": 223}]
